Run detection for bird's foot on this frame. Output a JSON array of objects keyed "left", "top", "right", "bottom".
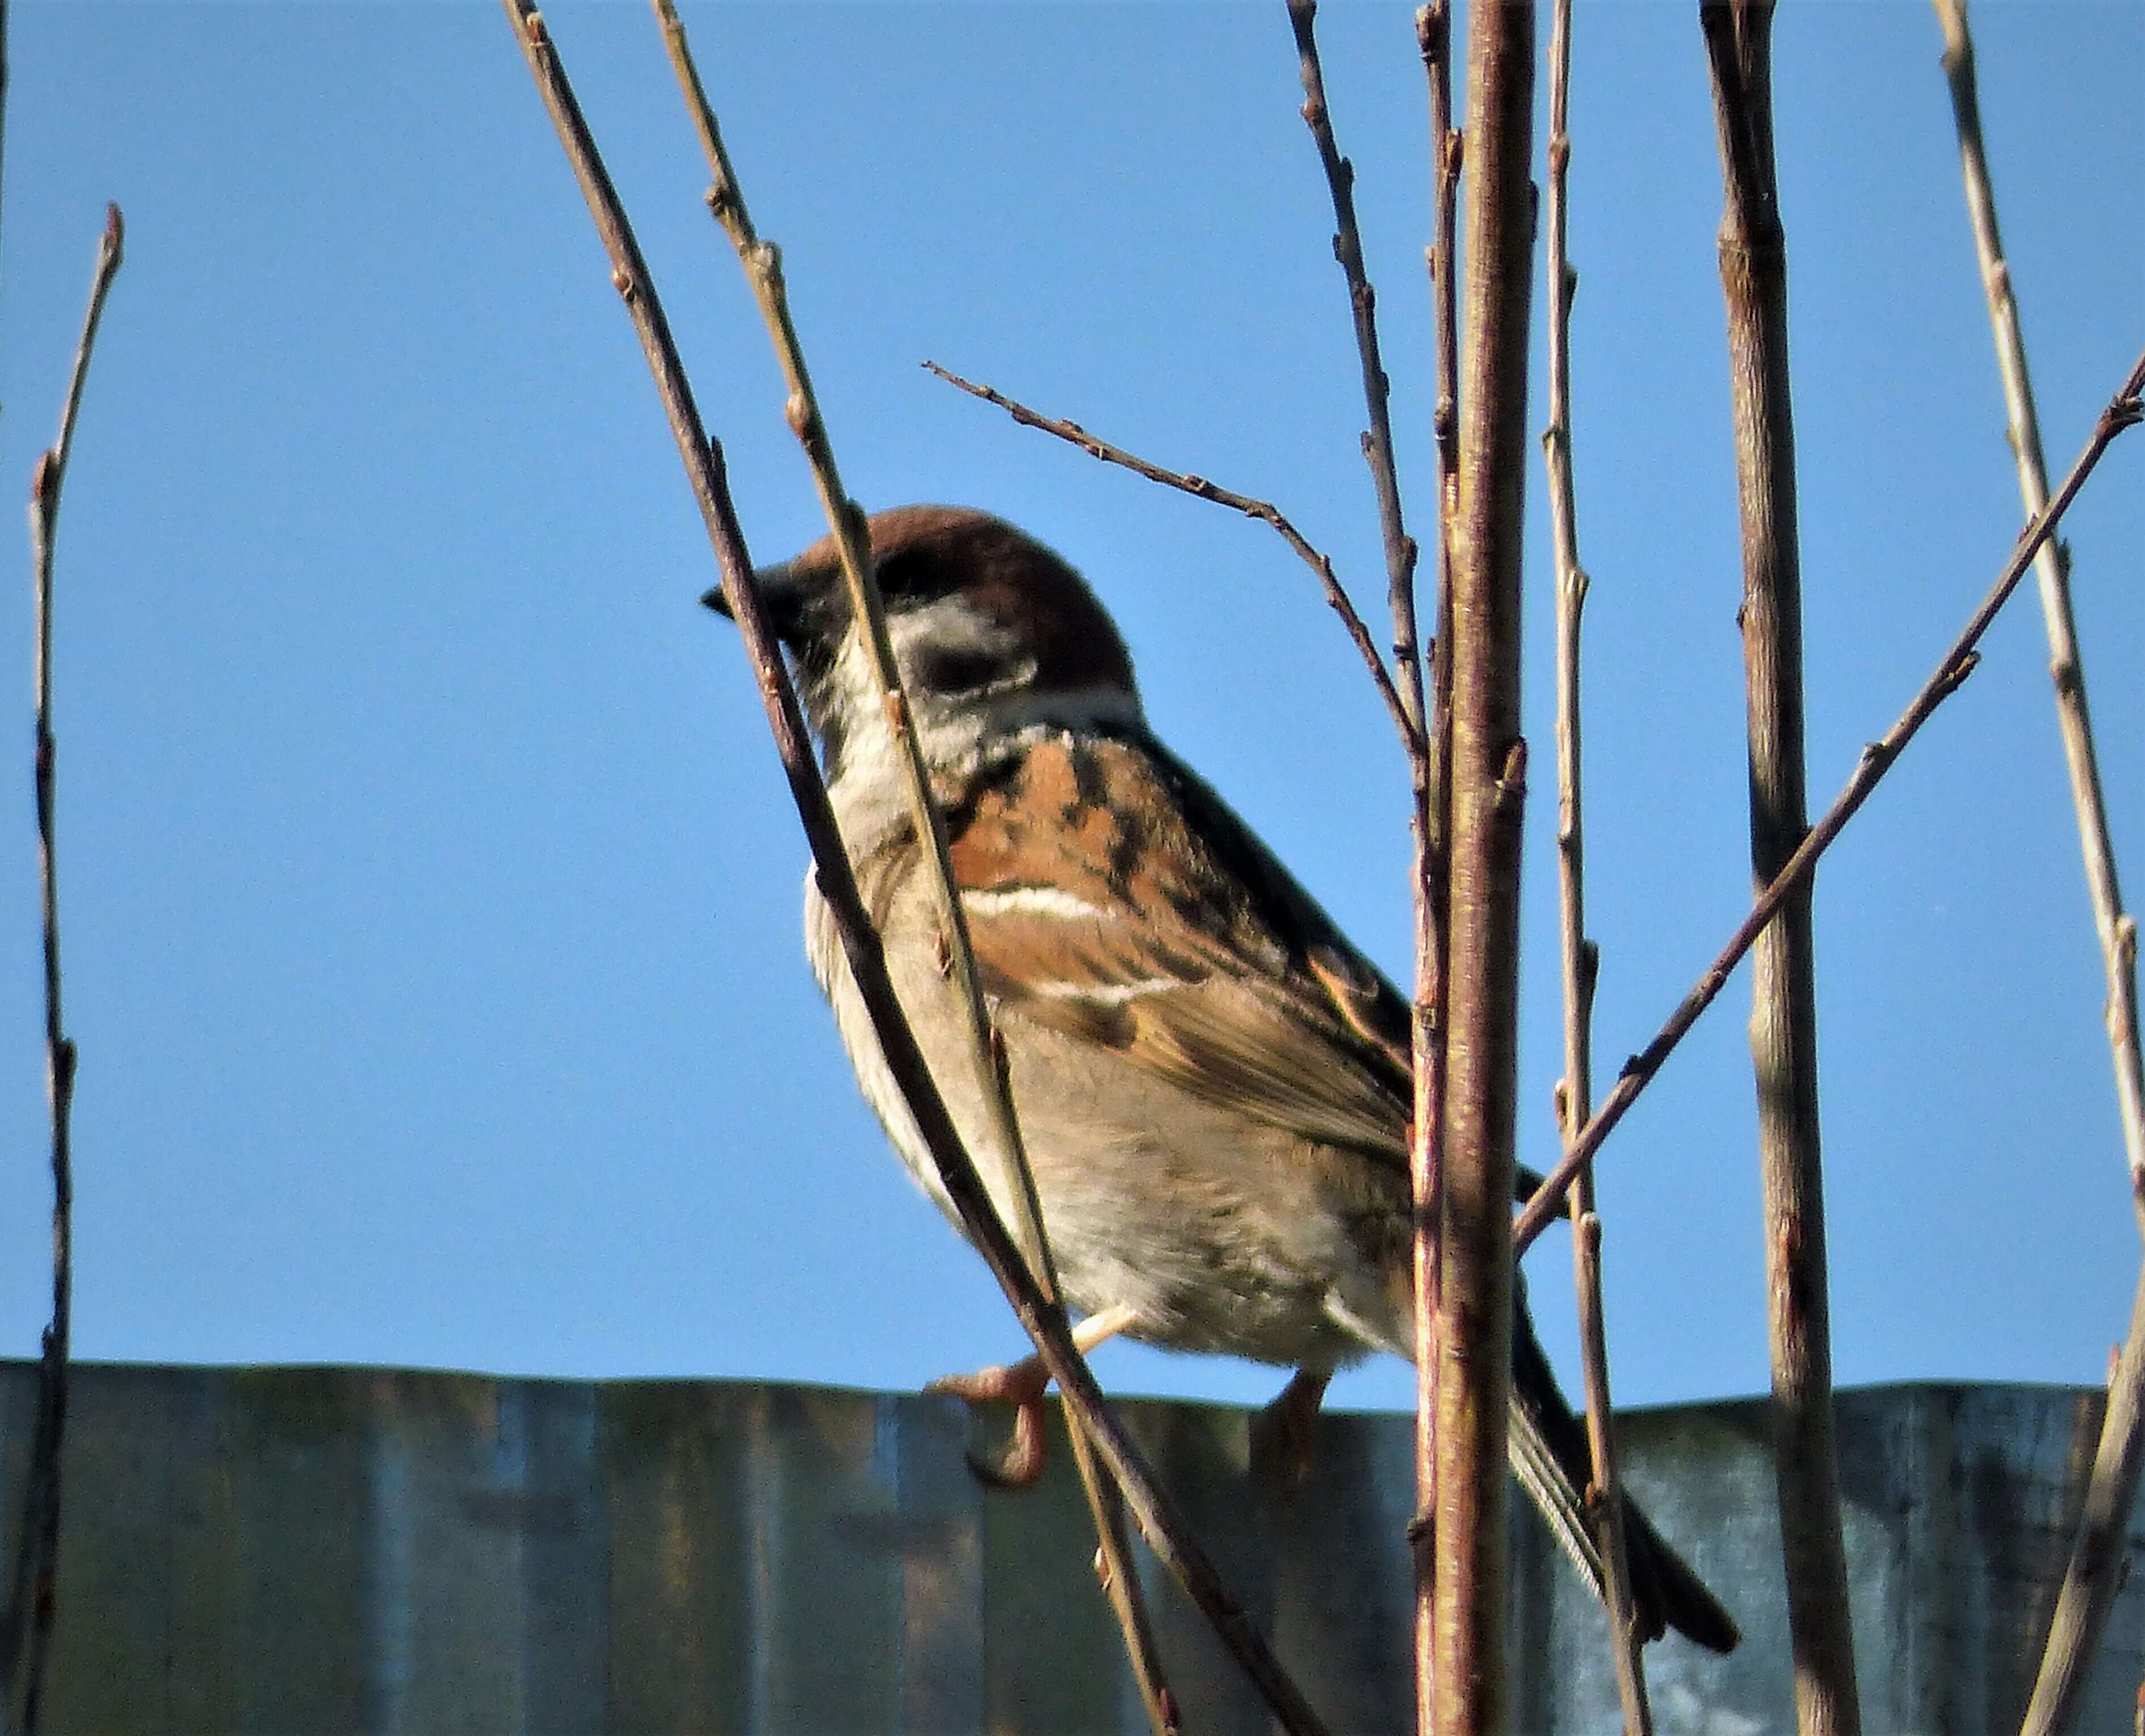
[
  {"left": 923, "top": 1305, "right": 1142, "bottom": 1491},
  {"left": 1250, "top": 1367, "right": 1331, "bottom": 1489},
  {"left": 926, "top": 1355, "right": 1052, "bottom": 1488}
]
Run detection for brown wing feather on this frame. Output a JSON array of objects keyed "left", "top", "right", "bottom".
[{"left": 945, "top": 730, "right": 1413, "bottom": 1164}]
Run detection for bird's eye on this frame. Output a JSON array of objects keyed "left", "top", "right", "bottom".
[
  {"left": 913, "top": 644, "right": 1006, "bottom": 695},
  {"left": 874, "top": 551, "right": 923, "bottom": 601}
]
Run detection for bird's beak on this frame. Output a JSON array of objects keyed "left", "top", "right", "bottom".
[{"left": 701, "top": 560, "right": 807, "bottom": 640}]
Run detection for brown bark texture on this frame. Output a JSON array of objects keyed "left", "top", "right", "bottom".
[
  {"left": 1702, "top": 6, "right": 1861, "bottom": 1734},
  {"left": 1432, "top": 3, "right": 1534, "bottom": 1732}
]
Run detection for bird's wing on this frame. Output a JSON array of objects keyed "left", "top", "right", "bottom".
[
  {"left": 945, "top": 732, "right": 1736, "bottom": 1651},
  {"left": 943, "top": 729, "right": 1415, "bottom": 1165}
]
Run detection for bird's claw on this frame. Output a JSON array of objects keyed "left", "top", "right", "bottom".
[{"left": 926, "top": 1356, "right": 1053, "bottom": 1488}]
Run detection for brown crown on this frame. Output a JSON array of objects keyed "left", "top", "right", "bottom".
[{"left": 777, "top": 505, "right": 1140, "bottom": 699}]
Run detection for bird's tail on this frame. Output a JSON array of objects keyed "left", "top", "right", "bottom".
[{"left": 1507, "top": 1307, "right": 1741, "bottom": 1655}]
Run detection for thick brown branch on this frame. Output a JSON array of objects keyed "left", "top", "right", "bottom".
[
  {"left": 1, "top": 200, "right": 122, "bottom": 1736},
  {"left": 1702, "top": 6, "right": 1860, "bottom": 1730},
  {"left": 1514, "top": 343, "right": 2145, "bottom": 1254},
  {"left": 500, "top": 7, "right": 1323, "bottom": 1730},
  {"left": 1434, "top": 5, "right": 1534, "bottom": 1732}
]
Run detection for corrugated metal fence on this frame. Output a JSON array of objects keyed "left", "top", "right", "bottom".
[{"left": 1, "top": 1364, "right": 2138, "bottom": 1731}]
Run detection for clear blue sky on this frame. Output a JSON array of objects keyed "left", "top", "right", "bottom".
[{"left": 1, "top": 2, "right": 2138, "bottom": 1422}]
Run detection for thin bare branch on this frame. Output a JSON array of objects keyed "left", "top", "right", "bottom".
[
  {"left": 1929, "top": 6, "right": 2145, "bottom": 1720},
  {"left": 1540, "top": 0, "right": 1649, "bottom": 1724},
  {"left": 2023, "top": 1246, "right": 2145, "bottom": 1736},
  {"left": 1281, "top": 58, "right": 1460, "bottom": 1632},
  {"left": 1, "top": 200, "right": 122, "bottom": 1736},
  {"left": 1411, "top": 9, "right": 1462, "bottom": 1718},
  {"left": 1932, "top": 0, "right": 2145, "bottom": 1227},
  {"left": 1434, "top": 2, "right": 1534, "bottom": 1730},
  {"left": 650, "top": 0, "right": 1056, "bottom": 1321},
  {"left": 1514, "top": 342, "right": 2145, "bottom": 1255},
  {"left": 500, "top": 8, "right": 1321, "bottom": 1731},
  {"left": 647, "top": 11, "right": 1174, "bottom": 1727},
  {"left": 1284, "top": 0, "right": 1425, "bottom": 740},
  {"left": 1278, "top": 52, "right": 1466, "bottom": 1616},
  {"left": 923, "top": 360, "right": 1415, "bottom": 750}
]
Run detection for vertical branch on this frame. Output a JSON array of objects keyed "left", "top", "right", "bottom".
[
  {"left": 1291, "top": 9, "right": 1457, "bottom": 1712},
  {"left": 1283, "top": 0, "right": 1426, "bottom": 739},
  {"left": 1701, "top": 7, "right": 1860, "bottom": 1734},
  {"left": 499, "top": 9, "right": 1324, "bottom": 1731},
  {"left": 647, "top": 10, "right": 1175, "bottom": 1727},
  {"left": 1932, "top": 0, "right": 2145, "bottom": 1219},
  {"left": 649, "top": 0, "right": 1057, "bottom": 1336},
  {"left": 1434, "top": 5, "right": 1533, "bottom": 1733},
  {"left": 1286, "top": 6, "right": 1453, "bottom": 1722},
  {"left": 1540, "top": 3, "right": 1650, "bottom": 1729},
  {"left": 2022, "top": 1255, "right": 2145, "bottom": 1736},
  {"left": 1411, "top": 7, "right": 1460, "bottom": 1723},
  {"left": 1930, "top": 6, "right": 2145, "bottom": 1721},
  {"left": 0, "top": 202, "right": 123, "bottom": 1736}
]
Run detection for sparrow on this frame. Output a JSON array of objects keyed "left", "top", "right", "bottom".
[{"left": 705, "top": 504, "right": 1738, "bottom": 1654}]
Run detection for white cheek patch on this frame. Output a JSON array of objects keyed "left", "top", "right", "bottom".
[{"left": 889, "top": 599, "right": 1021, "bottom": 675}]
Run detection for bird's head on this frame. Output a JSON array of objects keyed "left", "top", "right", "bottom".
[{"left": 704, "top": 505, "right": 1145, "bottom": 785}]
